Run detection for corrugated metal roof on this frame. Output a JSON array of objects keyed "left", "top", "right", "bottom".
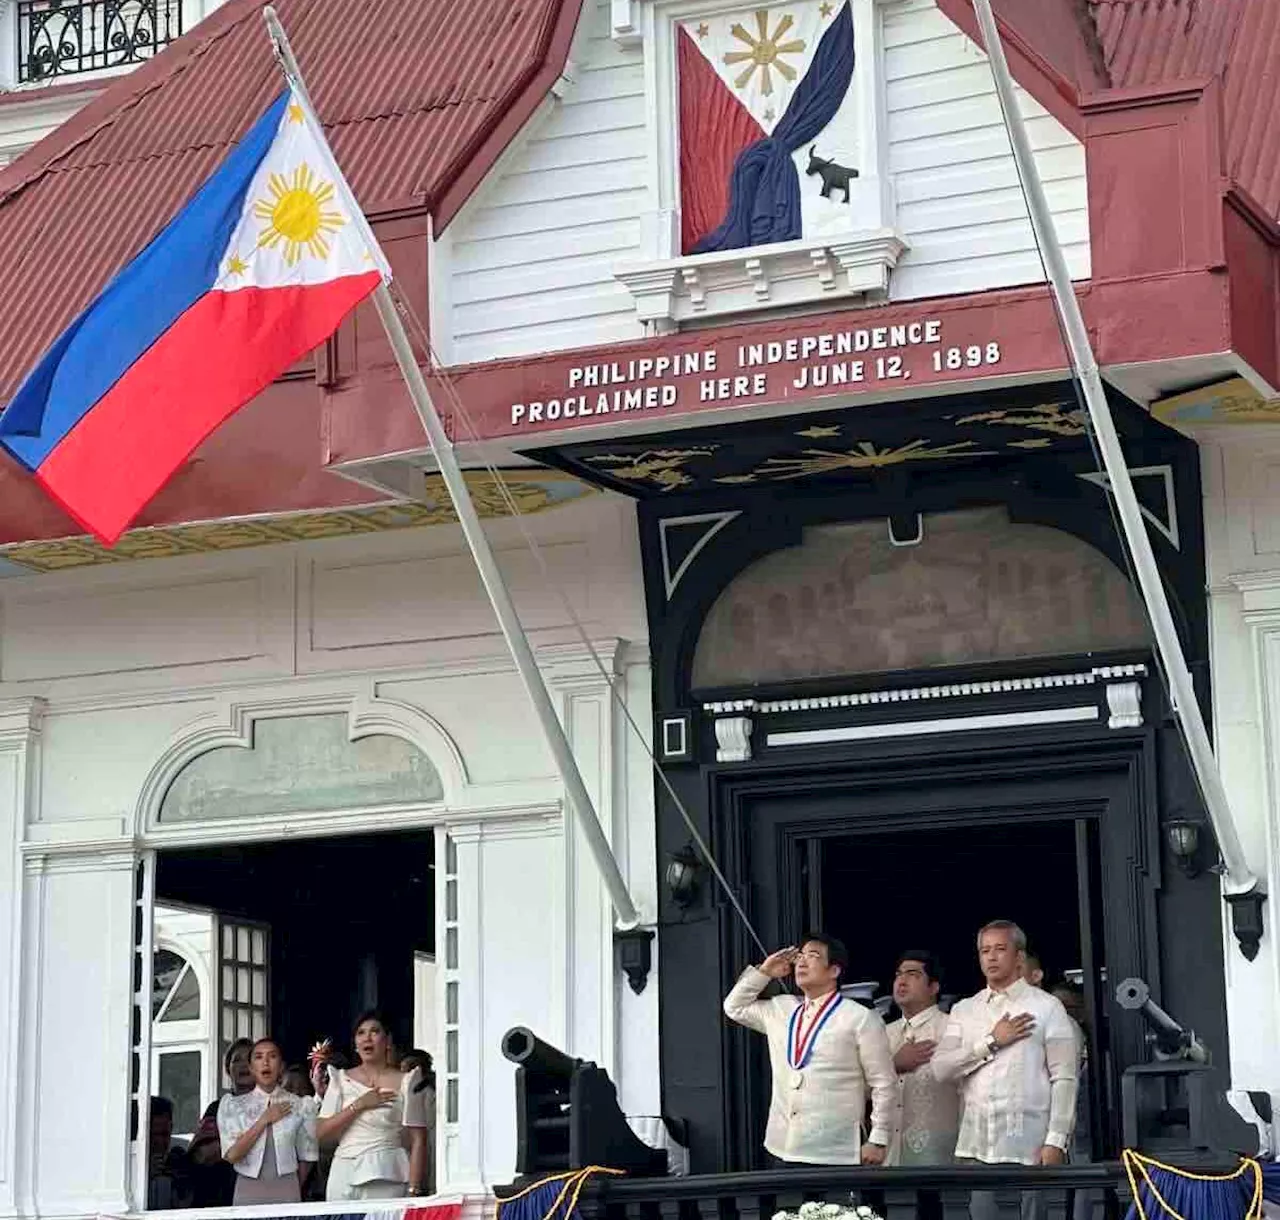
[
  {"left": 1089, "top": 0, "right": 1241, "bottom": 88},
  {"left": 1088, "top": 0, "right": 1280, "bottom": 218},
  {"left": 0, "top": 0, "right": 573, "bottom": 400}
]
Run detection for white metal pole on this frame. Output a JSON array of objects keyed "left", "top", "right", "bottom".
[
  {"left": 971, "top": 0, "right": 1258, "bottom": 896},
  {"left": 370, "top": 287, "right": 642, "bottom": 929},
  {"left": 262, "top": 7, "right": 641, "bottom": 929}
]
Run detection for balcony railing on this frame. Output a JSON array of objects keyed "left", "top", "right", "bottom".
[
  {"left": 17, "top": 0, "right": 183, "bottom": 82},
  {"left": 579, "top": 1164, "right": 1140, "bottom": 1220}
]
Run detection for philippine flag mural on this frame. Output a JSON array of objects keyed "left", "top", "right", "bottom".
[{"left": 678, "top": 1, "right": 859, "bottom": 255}]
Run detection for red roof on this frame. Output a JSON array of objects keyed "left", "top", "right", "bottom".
[
  {"left": 940, "top": 1, "right": 1280, "bottom": 224},
  {"left": 1090, "top": 0, "right": 1280, "bottom": 217},
  {"left": 0, "top": 0, "right": 580, "bottom": 402},
  {"left": 0, "top": 0, "right": 1275, "bottom": 548}
]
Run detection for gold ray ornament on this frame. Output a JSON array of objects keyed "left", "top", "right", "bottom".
[{"left": 723, "top": 9, "right": 806, "bottom": 96}]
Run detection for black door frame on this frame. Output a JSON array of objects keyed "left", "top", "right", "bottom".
[{"left": 710, "top": 725, "right": 1161, "bottom": 1171}]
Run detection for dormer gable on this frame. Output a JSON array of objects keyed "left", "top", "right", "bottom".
[{"left": 439, "top": 0, "right": 1089, "bottom": 364}]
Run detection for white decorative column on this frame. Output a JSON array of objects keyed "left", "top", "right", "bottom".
[
  {"left": 0, "top": 699, "right": 42, "bottom": 1220},
  {"left": 542, "top": 639, "right": 659, "bottom": 1120},
  {"left": 445, "top": 805, "right": 563, "bottom": 1189},
  {"left": 18, "top": 842, "right": 136, "bottom": 1217},
  {"left": 544, "top": 640, "right": 624, "bottom": 1079}
]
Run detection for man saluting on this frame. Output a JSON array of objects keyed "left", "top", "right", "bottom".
[{"left": 724, "top": 934, "right": 897, "bottom": 1167}]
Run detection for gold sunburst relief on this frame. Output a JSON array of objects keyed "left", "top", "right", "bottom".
[
  {"left": 757, "top": 440, "right": 995, "bottom": 479},
  {"left": 723, "top": 10, "right": 806, "bottom": 95}
]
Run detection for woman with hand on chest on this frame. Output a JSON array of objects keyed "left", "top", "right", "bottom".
[
  {"left": 317, "top": 1010, "right": 429, "bottom": 1200},
  {"left": 216, "top": 1038, "right": 318, "bottom": 1204}
]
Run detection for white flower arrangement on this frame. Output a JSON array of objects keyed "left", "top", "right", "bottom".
[{"left": 771, "top": 1202, "right": 883, "bottom": 1220}]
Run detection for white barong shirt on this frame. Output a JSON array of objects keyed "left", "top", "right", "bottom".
[
  {"left": 723, "top": 966, "right": 897, "bottom": 1165},
  {"left": 933, "top": 977, "right": 1079, "bottom": 1166}
]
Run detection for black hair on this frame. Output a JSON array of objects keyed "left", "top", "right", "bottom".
[
  {"left": 895, "top": 950, "right": 944, "bottom": 988},
  {"left": 352, "top": 1008, "right": 391, "bottom": 1040},
  {"left": 250, "top": 1037, "right": 281, "bottom": 1055},
  {"left": 800, "top": 931, "right": 849, "bottom": 976},
  {"left": 401, "top": 1047, "right": 436, "bottom": 1091},
  {"left": 150, "top": 1096, "right": 174, "bottom": 1121},
  {"left": 223, "top": 1037, "right": 253, "bottom": 1075}
]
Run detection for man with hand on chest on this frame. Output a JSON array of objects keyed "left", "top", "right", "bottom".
[
  {"left": 887, "top": 950, "right": 960, "bottom": 1166},
  {"left": 724, "top": 933, "right": 897, "bottom": 1167},
  {"left": 933, "top": 920, "right": 1079, "bottom": 1220}
]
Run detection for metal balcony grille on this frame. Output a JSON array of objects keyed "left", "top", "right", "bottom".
[{"left": 17, "top": 0, "right": 183, "bottom": 82}]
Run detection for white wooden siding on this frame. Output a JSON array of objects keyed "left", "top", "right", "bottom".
[
  {"left": 443, "top": 0, "right": 1090, "bottom": 364},
  {"left": 447, "top": 0, "right": 649, "bottom": 364},
  {"left": 0, "top": 89, "right": 102, "bottom": 167},
  {"left": 885, "top": 0, "right": 1089, "bottom": 301}
]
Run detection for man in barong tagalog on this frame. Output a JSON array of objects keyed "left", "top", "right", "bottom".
[
  {"left": 723, "top": 934, "right": 897, "bottom": 1167},
  {"left": 933, "top": 921, "right": 1079, "bottom": 1220},
  {"left": 886, "top": 950, "right": 960, "bottom": 1166}
]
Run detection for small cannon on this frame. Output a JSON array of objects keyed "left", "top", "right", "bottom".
[
  {"left": 502, "top": 1026, "right": 668, "bottom": 1178},
  {"left": 1116, "top": 978, "right": 1256, "bottom": 1157}
]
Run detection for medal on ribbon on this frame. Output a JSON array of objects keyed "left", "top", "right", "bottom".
[{"left": 786, "top": 990, "right": 843, "bottom": 1074}]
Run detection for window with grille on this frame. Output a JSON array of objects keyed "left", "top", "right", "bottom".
[
  {"left": 217, "top": 918, "right": 269, "bottom": 1052},
  {"left": 442, "top": 835, "right": 460, "bottom": 1125},
  {"left": 152, "top": 948, "right": 201, "bottom": 1022}
]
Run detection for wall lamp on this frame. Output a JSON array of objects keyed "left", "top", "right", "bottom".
[
  {"left": 664, "top": 843, "right": 703, "bottom": 908},
  {"left": 1165, "top": 818, "right": 1204, "bottom": 878}
]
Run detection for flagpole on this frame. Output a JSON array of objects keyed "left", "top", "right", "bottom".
[
  {"left": 970, "top": 0, "right": 1259, "bottom": 899},
  {"left": 261, "top": 7, "right": 641, "bottom": 930}
]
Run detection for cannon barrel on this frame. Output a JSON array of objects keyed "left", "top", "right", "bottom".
[
  {"left": 502, "top": 1026, "right": 582, "bottom": 1077},
  {"left": 1115, "top": 977, "right": 1203, "bottom": 1061},
  {"left": 502, "top": 1027, "right": 669, "bottom": 1177}
]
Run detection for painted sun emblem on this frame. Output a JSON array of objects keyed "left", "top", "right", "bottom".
[
  {"left": 724, "top": 10, "right": 806, "bottom": 96},
  {"left": 253, "top": 163, "right": 345, "bottom": 265}
]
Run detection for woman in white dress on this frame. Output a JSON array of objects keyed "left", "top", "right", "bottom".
[
  {"left": 318, "top": 1010, "right": 429, "bottom": 1200},
  {"left": 216, "top": 1039, "right": 318, "bottom": 1204}
]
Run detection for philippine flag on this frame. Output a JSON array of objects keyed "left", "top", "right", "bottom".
[
  {"left": 678, "top": 1, "right": 856, "bottom": 255},
  {"left": 0, "top": 89, "right": 388, "bottom": 545}
]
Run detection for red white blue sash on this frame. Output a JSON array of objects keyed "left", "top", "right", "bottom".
[{"left": 787, "top": 990, "right": 843, "bottom": 1070}]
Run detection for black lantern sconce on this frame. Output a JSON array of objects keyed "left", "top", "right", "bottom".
[
  {"left": 665, "top": 843, "right": 703, "bottom": 908},
  {"left": 1164, "top": 818, "right": 1204, "bottom": 878},
  {"left": 615, "top": 927, "right": 655, "bottom": 994}
]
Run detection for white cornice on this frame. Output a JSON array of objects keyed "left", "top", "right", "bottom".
[
  {"left": 616, "top": 232, "right": 908, "bottom": 329},
  {"left": 19, "top": 798, "right": 565, "bottom": 856},
  {"left": 703, "top": 664, "right": 1148, "bottom": 716}
]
